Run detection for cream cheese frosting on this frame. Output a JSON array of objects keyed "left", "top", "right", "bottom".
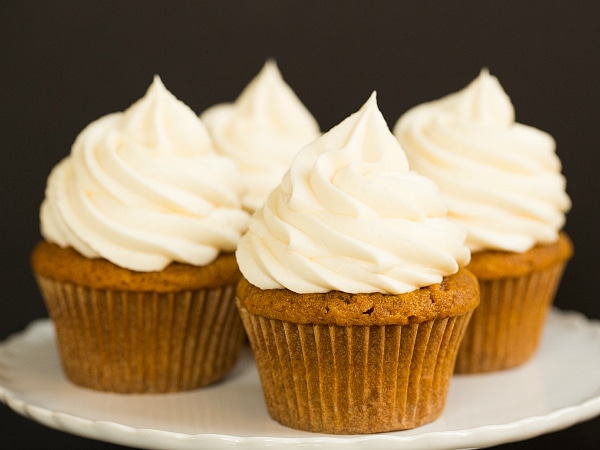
[
  {"left": 236, "top": 92, "right": 471, "bottom": 294},
  {"left": 40, "top": 76, "right": 250, "bottom": 272},
  {"left": 393, "top": 69, "right": 571, "bottom": 253},
  {"left": 200, "top": 59, "right": 321, "bottom": 212}
]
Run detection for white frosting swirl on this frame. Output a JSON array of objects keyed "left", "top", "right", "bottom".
[
  {"left": 41, "top": 76, "right": 250, "bottom": 271},
  {"left": 394, "top": 69, "right": 571, "bottom": 253},
  {"left": 200, "top": 59, "right": 321, "bottom": 212},
  {"left": 236, "top": 92, "right": 470, "bottom": 294}
]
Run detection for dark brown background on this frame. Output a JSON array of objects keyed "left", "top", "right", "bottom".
[{"left": 1, "top": 1, "right": 599, "bottom": 448}]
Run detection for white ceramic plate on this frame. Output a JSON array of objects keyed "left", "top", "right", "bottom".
[{"left": 1, "top": 308, "right": 600, "bottom": 450}]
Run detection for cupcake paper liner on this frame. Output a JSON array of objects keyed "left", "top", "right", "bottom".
[
  {"left": 239, "top": 305, "right": 473, "bottom": 434},
  {"left": 36, "top": 275, "right": 245, "bottom": 393},
  {"left": 455, "top": 262, "right": 567, "bottom": 374}
]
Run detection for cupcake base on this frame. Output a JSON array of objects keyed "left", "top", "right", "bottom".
[
  {"left": 455, "top": 232, "right": 573, "bottom": 374},
  {"left": 239, "top": 310, "right": 473, "bottom": 434},
  {"left": 36, "top": 276, "right": 245, "bottom": 393},
  {"left": 236, "top": 269, "right": 480, "bottom": 434},
  {"left": 31, "top": 241, "right": 246, "bottom": 393}
]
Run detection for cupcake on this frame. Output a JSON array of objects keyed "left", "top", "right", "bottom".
[
  {"left": 235, "top": 92, "right": 479, "bottom": 434},
  {"left": 200, "top": 59, "right": 321, "bottom": 213},
  {"left": 30, "top": 76, "right": 251, "bottom": 393},
  {"left": 393, "top": 69, "right": 573, "bottom": 373}
]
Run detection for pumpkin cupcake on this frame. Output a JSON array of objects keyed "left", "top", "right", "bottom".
[
  {"left": 31, "top": 76, "right": 250, "bottom": 393},
  {"left": 394, "top": 69, "right": 573, "bottom": 373},
  {"left": 235, "top": 92, "right": 479, "bottom": 434}
]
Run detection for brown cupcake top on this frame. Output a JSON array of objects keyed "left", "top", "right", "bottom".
[
  {"left": 467, "top": 232, "right": 573, "bottom": 280},
  {"left": 236, "top": 268, "right": 479, "bottom": 326},
  {"left": 31, "top": 241, "right": 241, "bottom": 292}
]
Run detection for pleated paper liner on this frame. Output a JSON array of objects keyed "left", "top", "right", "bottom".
[
  {"left": 239, "top": 306, "right": 473, "bottom": 434},
  {"left": 35, "top": 275, "right": 245, "bottom": 393},
  {"left": 455, "top": 262, "right": 568, "bottom": 374}
]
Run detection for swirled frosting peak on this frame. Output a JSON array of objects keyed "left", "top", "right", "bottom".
[
  {"left": 236, "top": 92, "right": 471, "bottom": 294},
  {"left": 200, "top": 59, "right": 321, "bottom": 212},
  {"left": 446, "top": 68, "right": 515, "bottom": 127},
  {"left": 40, "top": 75, "right": 250, "bottom": 271},
  {"left": 393, "top": 69, "right": 571, "bottom": 253}
]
